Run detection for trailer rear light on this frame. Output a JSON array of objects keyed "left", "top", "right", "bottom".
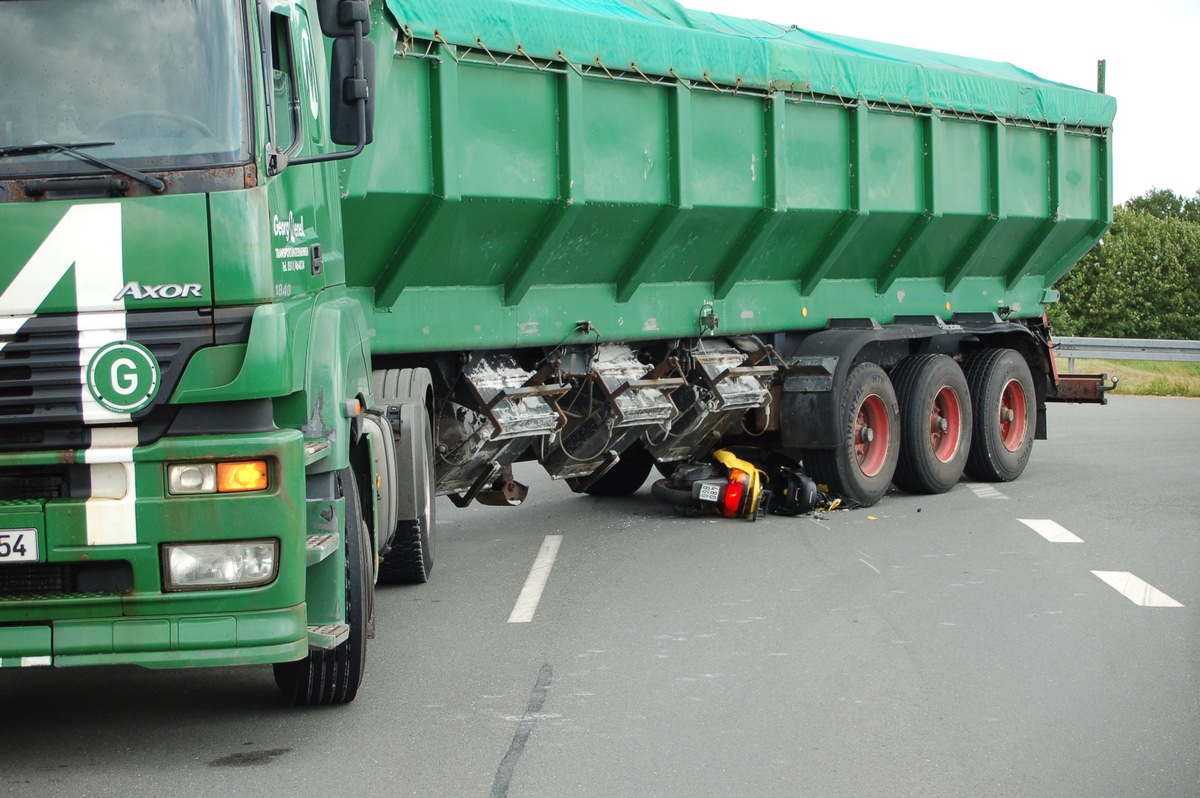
[
  {"left": 167, "top": 460, "right": 269, "bottom": 495},
  {"left": 162, "top": 540, "right": 278, "bottom": 591}
]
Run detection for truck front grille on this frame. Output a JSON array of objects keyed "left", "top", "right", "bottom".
[
  {"left": 0, "top": 471, "right": 64, "bottom": 500},
  {"left": 0, "top": 560, "right": 133, "bottom": 599},
  {"left": 0, "top": 308, "right": 252, "bottom": 452}
]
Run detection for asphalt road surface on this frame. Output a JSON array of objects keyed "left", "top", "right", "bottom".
[{"left": 3, "top": 395, "right": 1197, "bottom": 797}]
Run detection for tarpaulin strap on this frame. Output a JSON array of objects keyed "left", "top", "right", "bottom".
[
  {"left": 516, "top": 44, "right": 544, "bottom": 71},
  {"left": 433, "top": 32, "right": 461, "bottom": 62},
  {"left": 477, "top": 38, "right": 501, "bottom": 66},
  {"left": 594, "top": 56, "right": 616, "bottom": 80}
]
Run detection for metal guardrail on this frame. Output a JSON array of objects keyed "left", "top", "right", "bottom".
[{"left": 1054, "top": 337, "right": 1200, "bottom": 372}]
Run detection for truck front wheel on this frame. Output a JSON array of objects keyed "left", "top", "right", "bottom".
[
  {"left": 803, "top": 362, "right": 899, "bottom": 507},
  {"left": 275, "top": 468, "right": 373, "bottom": 705},
  {"left": 964, "top": 348, "right": 1035, "bottom": 482}
]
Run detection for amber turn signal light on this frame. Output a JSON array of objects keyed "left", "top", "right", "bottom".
[{"left": 216, "top": 460, "right": 269, "bottom": 493}]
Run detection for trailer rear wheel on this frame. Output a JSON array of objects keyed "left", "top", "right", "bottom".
[
  {"left": 584, "top": 443, "right": 655, "bottom": 496},
  {"left": 803, "top": 363, "right": 899, "bottom": 507},
  {"left": 274, "top": 468, "right": 372, "bottom": 706},
  {"left": 891, "top": 355, "right": 972, "bottom": 494},
  {"left": 964, "top": 349, "right": 1035, "bottom": 482}
]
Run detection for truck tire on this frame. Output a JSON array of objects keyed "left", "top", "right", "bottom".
[
  {"left": 963, "top": 348, "right": 1035, "bottom": 482},
  {"left": 378, "top": 404, "right": 435, "bottom": 584},
  {"left": 584, "top": 443, "right": 654, "bottom": 497},
  {"left": 802, "top": 362, "right": 899, "bottom": 507},
  {"left": 275, "top": 468, "right": 373, "bottom": 706},
  {"left": 374, "top": 368, "right": 435, "bottom": 584},
  {"left": 891, "top": 354, "right": 972, "bottom": 494}
]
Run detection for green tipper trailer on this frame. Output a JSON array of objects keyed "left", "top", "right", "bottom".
[{"left": 0, "top": 0, "right": 1114, "bottom": 703}]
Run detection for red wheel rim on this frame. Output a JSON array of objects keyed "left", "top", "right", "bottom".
[
  {"left": 998, "top": 378, "right": 1028, "bottom": 452},
  {"left": 853, "top": 394, "right": 890, "bottom": 477},
  {"left": 929, "top": 386, "right": 962, "bottom": 463}
]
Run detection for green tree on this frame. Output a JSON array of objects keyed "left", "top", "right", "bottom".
[
  {"left": 1049, "top": 190, "right": 1200, "bottom": 339},
  {"left": 1123, "top": 187, "right": 1200, "bottom": 224}
]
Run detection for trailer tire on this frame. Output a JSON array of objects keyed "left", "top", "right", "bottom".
[
  {"left": 374, "top": 368, "right": 435, "bottom": 585},
  {"left": 378, "top": 405, "right": 435, "bottom": 584},
  {"left": 802, "top": 362, "right": 899, "bottom": 507},
  {"left": 274, "top": 468, "right": 373, "bottom": 706},
  {"left": 585, "top": 443, "right": 655, "bottom": 497},
  {"left": 963, "top": 348, "right": 1035, "bottom": 482},
  {"left": 891, "top": 355, "right": 972, "bottom": 494}
]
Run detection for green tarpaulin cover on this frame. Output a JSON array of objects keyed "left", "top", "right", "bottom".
[{"left": 384, "top": 0, "right": 1116, "bottom": 127}]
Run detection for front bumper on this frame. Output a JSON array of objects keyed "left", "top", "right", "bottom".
[
  {"left": 0, "top": 428, "right": 312, "bottom": 669},
  {"left": 0, "top": 604, "right": 308, "bottom": 669}
]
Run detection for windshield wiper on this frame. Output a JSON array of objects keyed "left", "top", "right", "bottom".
[
  {"left": 0, "top": 141, "right": 165, "bottom": 193},
  {"left": 0, "top": 140, "right": 115, "bottom": 158}
]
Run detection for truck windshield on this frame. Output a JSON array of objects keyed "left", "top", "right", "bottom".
[{"left": 0, "top": 0, "right": 251, "bottom": 178}]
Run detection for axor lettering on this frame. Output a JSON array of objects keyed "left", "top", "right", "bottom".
[{"left": 114, "top": 282, "right": 202, "bottom": 301}]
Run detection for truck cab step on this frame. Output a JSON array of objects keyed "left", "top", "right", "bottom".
[
  {"left": 305, "top": 533, "right": 340, "bottom": 566},
  {"left": 307, "top": 623, "right": 350, "bottom": 650}
]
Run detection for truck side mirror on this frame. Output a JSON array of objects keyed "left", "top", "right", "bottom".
[
  {"left": 289, "top": 0, "right": 376, "bottom": 163},
  {"left": 330, "top": 36, "right": 375, "bottom": 146},
  {"left": 315, "top": 0, "right": 370, "bottom": 38}
]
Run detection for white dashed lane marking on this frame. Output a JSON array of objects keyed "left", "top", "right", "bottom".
[
  {"left": 508, "top": 535, "right": 563, "bottom": 623},
  {"left": 1018, "top": 518, "right": 1084, "bottom": 543},
  {"left": 1091, "top": 571, "right": 1184, "bottom": 608},
  {"left": 1010, "top": 516, "right": 1183, "bottom": 610},
  {"left": 967, "top": 482, "right": 1008, "bottom": 500}
]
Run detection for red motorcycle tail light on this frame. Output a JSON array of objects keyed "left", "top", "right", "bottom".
[{"left": 722, "top": 468, "right": 749, "bottom": 517}]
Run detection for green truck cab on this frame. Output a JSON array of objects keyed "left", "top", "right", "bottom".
[{"left": 0, "top": 0, "right": 1114, "bottom": 704}]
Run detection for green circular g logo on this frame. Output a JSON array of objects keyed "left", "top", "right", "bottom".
[{"left": 86, "top": 341, "right": 160, "bottom": 413}]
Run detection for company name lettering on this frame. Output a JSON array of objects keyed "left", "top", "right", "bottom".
[{"left": 273, "top": 212, "right": 305, "bottom": 244}]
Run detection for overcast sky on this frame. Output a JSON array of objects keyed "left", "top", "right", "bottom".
[{"left": 683, "top": 0, "right": 1198, "bottom": 204}]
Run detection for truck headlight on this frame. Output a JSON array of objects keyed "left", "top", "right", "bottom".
[
  {"left": 167, "top": 463, "right": 217, "bottom": 495},
  {"left": 162, "top": 540, "right": 278, "bottom": 591},
  {"left": 167, "top": 460, "right": 268, "bottom": 495}
]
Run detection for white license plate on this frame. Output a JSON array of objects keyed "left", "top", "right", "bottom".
[
  {"left": 697, "top": 483, "right": 722, "bottom": 502},
  {"left": 0, "top": 529, "right": 38, "bottom": 563}
]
